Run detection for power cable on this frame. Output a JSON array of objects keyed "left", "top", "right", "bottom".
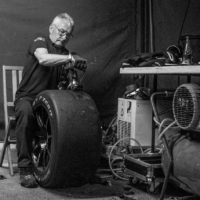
[{"left": 178, "top": 0, "right": 191, "bottom": 44}]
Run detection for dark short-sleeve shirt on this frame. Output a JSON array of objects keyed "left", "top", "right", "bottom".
[{"left": 15, "top": 33, "right": 69, "bottom": 101}]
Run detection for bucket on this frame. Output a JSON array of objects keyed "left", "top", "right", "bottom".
[{"left": 180, "top": 34, "right": 200, "bottom": 64}]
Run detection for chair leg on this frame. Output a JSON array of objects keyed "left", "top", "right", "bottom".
[
  {"left": 0, "top": 123, "right": 10, "bottom": 166},
  {"left": 7, "top": 145, "right": 14, "bottom": 176},
  {"left": 0, "top": 118, "right": 15, "bottom": 176}
]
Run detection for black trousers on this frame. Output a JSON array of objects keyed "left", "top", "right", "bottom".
[{"left": 15, "top": 96, "right": 36, "bottom": 168}]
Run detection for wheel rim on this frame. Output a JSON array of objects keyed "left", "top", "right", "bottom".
[{"left": 32, "top": 105, "right": 52, "bottom": 173}]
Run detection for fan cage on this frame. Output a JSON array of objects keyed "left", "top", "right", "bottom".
[{"left": 173, "top": 83, "right": 200, "bottom": 130}]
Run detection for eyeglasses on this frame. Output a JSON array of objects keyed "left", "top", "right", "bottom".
[{"left": 53, "top": 24, "right": 73, "bottom": 38}]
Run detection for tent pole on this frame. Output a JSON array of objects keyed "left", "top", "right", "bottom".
[{"left": 149, "top": 0, "right": 154, "bottom": 53}]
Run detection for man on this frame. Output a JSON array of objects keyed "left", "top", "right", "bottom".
[{"left": 14, "top": 13, "right": 87, "bottom": 188}]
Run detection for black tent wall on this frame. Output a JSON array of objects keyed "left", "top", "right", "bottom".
[
  {"left": 151, "top": 0, "right": 200, "bottom": 91},
  {"left": 0, "top": 0, "right": 200, "bottom": 140},
  {"left": 0, "top": 0, "right": 139, "bottom": 140}
]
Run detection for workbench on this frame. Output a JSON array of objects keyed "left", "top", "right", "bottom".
[
  {"left": 120, "top": 64, "right": 200, "bottom": 75},
  {"left": 120, "top": 64, "right": 200, "bottom": 152}
]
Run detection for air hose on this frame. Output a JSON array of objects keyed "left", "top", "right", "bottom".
[{"left": 108, "top": 137, "right": 143, "bottom": 181}]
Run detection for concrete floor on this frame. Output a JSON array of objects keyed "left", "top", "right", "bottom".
[{"left": 0, "top": 143, "right": 197, "bottom": 200}]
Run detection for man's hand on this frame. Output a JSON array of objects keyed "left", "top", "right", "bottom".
[{"left": 71, "top": 54, "right": 87, "bottom": 71}]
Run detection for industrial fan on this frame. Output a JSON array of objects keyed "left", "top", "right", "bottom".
[
  {"left": 173, "top": 83, "right": 200, "bottom": 131},
  {"left": 162, "top": 83, "right": 200, "bottom": 197}
]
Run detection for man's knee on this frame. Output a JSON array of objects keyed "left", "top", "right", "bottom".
[{"left": 15, "top": 98, "right": 35, "bottom": 124}]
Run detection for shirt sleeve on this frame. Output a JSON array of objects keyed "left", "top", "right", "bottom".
[{"left": 29, "top": 33, "right": 47, "bottom": 54}]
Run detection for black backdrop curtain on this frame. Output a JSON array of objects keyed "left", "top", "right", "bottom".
[
  {"left": 1, "top": 0, "right": 199, "bottom": 140},
  {"left": 0, "top": 0, "right": 145, "bottom": 140},
  {"left": 150, "top": 0, "right": 200, "bottom": 91}
]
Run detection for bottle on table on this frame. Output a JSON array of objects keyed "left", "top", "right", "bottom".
[{"left": 182, "top": 35, "right": 193, "bottom": 65}]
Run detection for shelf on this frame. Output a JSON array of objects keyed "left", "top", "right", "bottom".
[{"left": 120, "top": 64, "right": 200, "bottom": 75}]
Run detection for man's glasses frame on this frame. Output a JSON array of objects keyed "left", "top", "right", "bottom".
[{"left": 53, "top": 24, "right": 73, "bottom": 39}]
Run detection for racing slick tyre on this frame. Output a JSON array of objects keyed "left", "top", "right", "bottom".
[{"left": 31, "top": 90, "right": 102, "bottom": 188}]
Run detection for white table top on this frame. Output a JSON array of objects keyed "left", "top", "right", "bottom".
[{"left": 120, "top": 64, "right": 200, "bottom": 75}]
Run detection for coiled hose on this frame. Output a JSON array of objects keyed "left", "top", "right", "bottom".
[{"left": 108, "top": 137, "right": 143, "bottom": 181}]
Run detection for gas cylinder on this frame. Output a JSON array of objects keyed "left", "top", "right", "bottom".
[{"left": 162, "top": 136, "right": 200, "bottom": 196}]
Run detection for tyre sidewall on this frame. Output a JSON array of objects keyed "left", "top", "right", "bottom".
[{"left": 32, "top": 93, "right": 59, "bottom": 187}]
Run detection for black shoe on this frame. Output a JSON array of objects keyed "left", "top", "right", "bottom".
[{"left": 20, "top": 168, "right": 38, "bottom": 188}]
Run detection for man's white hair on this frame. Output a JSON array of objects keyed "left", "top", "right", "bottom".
[{"left": 52, "top": 13, "right": 74, "bottom": 28}]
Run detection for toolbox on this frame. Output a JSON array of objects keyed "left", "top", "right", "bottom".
[{"left": 124, "top": 153, "right": 164, "bottom": 194}]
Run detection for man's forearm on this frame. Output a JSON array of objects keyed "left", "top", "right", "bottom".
[{"left": 37, "top": 53, "right": 72, "bottom": 66}]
